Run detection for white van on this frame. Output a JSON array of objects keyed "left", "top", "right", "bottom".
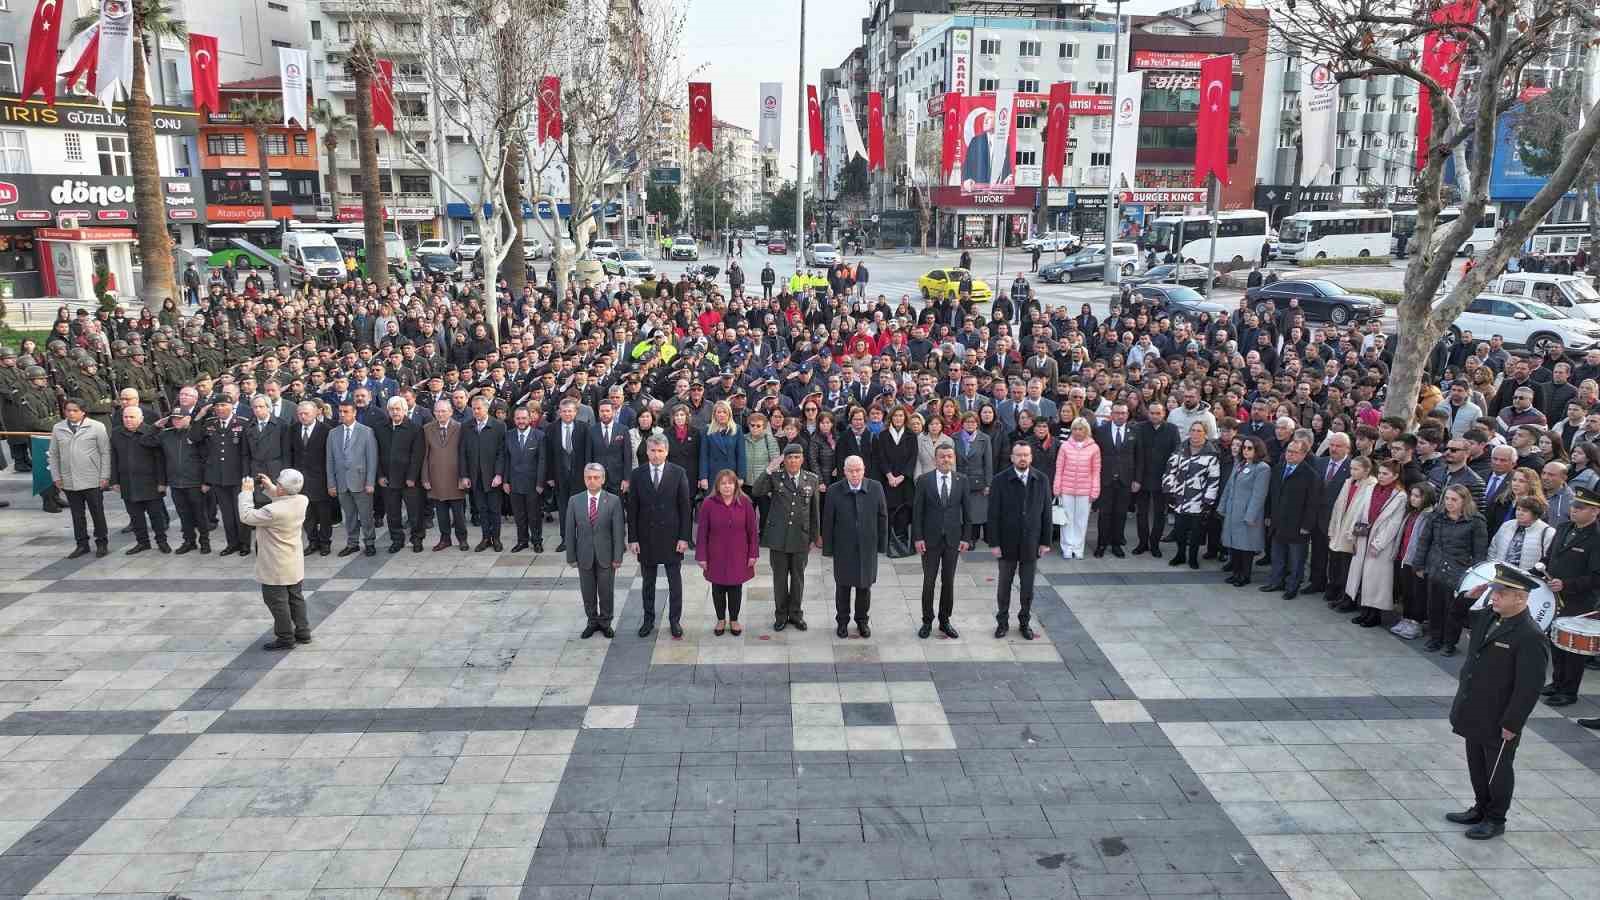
[
  {"left": 281, "top": 231, "right": 346, "bottom": 287},
  {"left": 1490, "top": 272, "right": 1600, "bottom": 320}
]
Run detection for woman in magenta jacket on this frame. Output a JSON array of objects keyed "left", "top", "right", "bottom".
[{"left": 696, "top": 468, "right": 760, "bottom": 635}]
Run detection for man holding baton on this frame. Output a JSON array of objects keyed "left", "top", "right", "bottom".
[{"left": 1450, "top": 562, "right": 1548, "bottom": 840}]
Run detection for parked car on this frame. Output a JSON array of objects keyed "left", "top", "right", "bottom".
[
  {"left": 1244, "top": 278, "right": 1385, "bottom": 325},
  {"left": 766, "top": 236, "right": 788, "bottom": 254},
  {"left": 1120, "top": 263, "right": 1213, "bottom": 295},
  {"left": 454, "top": 233, "right": 482, "bottom": 260},
  {"left": 1128, "top": 284, "right": 1232, "bottom": 327},
  {"left": 805, "top": 242, "right": 838, "bottom": 266},
  {"left": 1038, "top": 243, "right": 1141, "bottom": 283},
  {"left": 523, "top": 237, "right": 546, "bottom": 261},
  {"left": 416, "top": 252, "right": 462, "bottom": 280},
  {"left": 1490, "top": 273, "right": 1600, "bottom": 321},
  {"left": 1448, "top": 293, "right": 1600, "bottom": 354},
  {"left": 589, "top": 238, "right": 618, "bottom": 255},
  {"left": 670, "top": 236, "right": 699, "bottom": 260},
  {"left": 918, "top": 268, "right": 993, "bottom": 302},
  {"left": 417, "top": 238, "right": 454, "bottom": 257},
  {"left": 1022, "top": 231, "right": 1079, "bottom": 252},
  {"left": 601, "top": 248, "right": 656, "bottom": 278}
]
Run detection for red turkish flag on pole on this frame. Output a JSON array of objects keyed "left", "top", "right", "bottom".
[
  {"left": 21, "top": 0, "right": 65, "bottom": 103},
  {"left": 806, "top": 85, "right": 824, "bottom": 156},
  {"left": 867, "top": 92, "right": 885, "bottom": 171},
  {"left": 688, "top": 82, "right": 713, "bottom": 152},
  {"left": 537, "top": 76, "right": 563, "bottom": 144},
  {"left": 371, "top": 59, "right": 396, "bottom": 132},
  {"left": 940, "top": 92, "right": 961, "bottom": 185},
  {"left": 188, "top": 34, "right": 220, "bottom": 116},
  {"left": 1042, "top": 82, "right": 1072, "bottom": 188},
  {"left": 1193, "top": 54, "right": 1232, "bottom": 186},
  {"left": 1415, "top": 0, "right": 1479, "bottom": 172}
]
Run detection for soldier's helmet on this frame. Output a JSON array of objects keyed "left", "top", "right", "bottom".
[
  {"left": 25, "top": 366, "right": 46, "bottom": 379},
  {"left": 18, "top": 355, "right": 36, "bottom": 368},
  {"left": 0, "top": 346, "right": 15, "bottom": 359}
]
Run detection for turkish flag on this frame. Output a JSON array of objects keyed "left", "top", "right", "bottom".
[
  {"left": 688, "top": 82, "right": 713, "bottom": 152},
  {"left": 806, "top": 85, "right": 824, "bottom": 155},
  {"left": 1416, "top": 0, "right": 1479, "bottom": 172},
  {"left": 867, "top": 92, "right": 885, "bottom": 171},
  {"left": 537, "top": 76, "right": 562, "bottom": 144},
  {"left": 1193, "top": 54, "right": 1232, "bottom": 186},
  {"left": 371, "top": 59, "right": 396, "bottom": 132},
  {"left": 940, "top": 92, "right": 960, "bottom": 185},
  {"left": 21, "top": 0, "right": 64, "bottom": 103},
  {"left": 1042, "top": 82, "right": 1072, "bottom": 188},
  {"left": 189, "top": 34, "right": 220, "bottom": 116}
]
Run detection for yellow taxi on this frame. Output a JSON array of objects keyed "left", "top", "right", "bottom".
[{"left": 918, "top": 267, "right": 993, "bottom": 302}]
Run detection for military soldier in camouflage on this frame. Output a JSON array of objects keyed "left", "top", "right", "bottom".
[
  {"left": 14, "top": 365, "right": 65, "bottom": 513},
  {"left": 69, "top": 354, "right": 117, "bottom": 428},
  {"left": 0, "top": 346, "right": 28, "bottom": 471}
]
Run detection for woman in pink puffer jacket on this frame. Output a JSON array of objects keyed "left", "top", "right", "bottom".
[{"left": 1052, "top": 417, "right": 1101, "bottom": 559}]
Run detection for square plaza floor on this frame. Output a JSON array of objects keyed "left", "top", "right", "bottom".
[{"left": 1, "top": 474, "right": 1599, "bottom": 898}]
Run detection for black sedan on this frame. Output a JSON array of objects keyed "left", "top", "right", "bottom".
[
  {"left": 1128, "top": 284, "right": 1232, "bottom": 327},
  {"left": 416, "top": 253, "right": 462, "bottom": 280},
  {"left": 1243, "top": 278, "right": 1385, "bottom": 326},
  {"left": 1038, "top": 252, "right": 1100, "bottom": 283}
]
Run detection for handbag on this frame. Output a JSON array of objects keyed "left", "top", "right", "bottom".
[
  {"left": 1051, "top": 500, "right": 1069, "bottom": 525},
  {"left": 1352, "top": 521, "right": 1371, "bottom": 539},
  {"left": 887, "top": 526, "right": 914, "bottom": 559}
]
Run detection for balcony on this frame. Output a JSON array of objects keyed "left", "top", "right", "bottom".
[
  {"left": 319, "top": 0, "right": 415, "bottom": 14},
  {"left": 325, "top": 77, "right": 430, "bottom": 95},
  {"left": 1274, "top": 147, "right": 1297, "bottom": 182},
  {"left": 1080, "top": 166, "right": 1109, "bottom": 187},
  {"left": 1393, "top": 78, "right": 1419, "bottom": 96},
  {"left": 1363, "top": 112, "right": 1388, "bottom": 132},
  {"left": 1281, "top": 70, "right": 1300, "bottom": 92},
  {"left": 1340, "top": 79, "right": 1362, "bottom": 96},
  {"left": 1337, "top": 148, "right": 1358, "bottom": 168},
  {"left": 1389, "top": 112, "right": 1417, "bottom": 134},
  {"left": 1367, "top": 75, "right": 1394, "bottom": 95},
  {"left": 1338, "top": 111, "right": 1361, "bottom": 131}
]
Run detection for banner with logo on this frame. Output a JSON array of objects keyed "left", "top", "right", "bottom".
[
  {"left": 1298, "top": 58, "right": 1337, "bottom": 186},
  {"left": 189, "top": 34, "right": 220, "bottom": 116},
  {"left": 278, "top": 47, "right": 308, "bottom": 126},
  {"left": 758, "top": 82, "right": 782, "bottom": 152},
  {"left": 942, "top": 95, "right": 1017, "bottom": 193},
  {"left": 1193, "top": 55, "right": 1232, "bottom": 186},
  {"left": 904, "top": 107, "right": 919, "bottom": 183},
  {"left": 949, "top": 30, "right": 971, "bottom": 96},
  {"left": 837, "top": 89, "right": 866, "bottom": 162},
  {"left": 1110, "top": 71, "right": 1143, "bottom": 191},
  {"left": 21, "top": 0, "right": 66, "bottom": 104},
  {"left": 988, "top": 91, "right": 1015, "bottom": 191},
  {"left": 94, "top": 0, "right": 135, "bottom": 112}
]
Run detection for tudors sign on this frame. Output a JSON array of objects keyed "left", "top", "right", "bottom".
[
  {"left": 0, "top": 174, "right": 208, "bottom": 223},
  {"left": 0, "top": 92, "right": 200, "bottom": 135}
]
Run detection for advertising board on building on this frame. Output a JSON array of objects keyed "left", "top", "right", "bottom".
[{"left": 0, "top": 174, "right": 207, "bottom": 223}]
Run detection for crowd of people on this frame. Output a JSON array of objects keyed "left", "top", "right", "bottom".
[{"left": 5, "top": 239, "right": 1599, "bottom": 838}]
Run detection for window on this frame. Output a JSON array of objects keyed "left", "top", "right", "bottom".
[
  {"left": 310, "top": 20, "right": 322, "bottom": 40},
  {"left": 265, "top": 133, "right": 288, "bottom": 156},
  {"left": 979, "top": 38, "right": 1001, "bottom": 54},
  {"left": 1015, "top": 114, "right": 1038, "bottom": 130},
  {"left": 207, "top": 133, "right": 247, "bottom": 156},
  {"left": 1085, "top": 81, "right": 1110, "bottom": 95},
  {"left": 1089, "top": 152, "right": 1111, "bottom": 167},
  {"left": 0, "top": 129, "right": 26, "bottom": 173},
  {"left": 271, "top": 40, "right": 290, "bottom": 49},
  {"left": 397, "top": 22, "right": 422, "bottom": 42},
  {"left": 1019, "top": 41, "right": 1041, "bottom": 57},
  {"left": 267, "top": 1, "right": 288, "bottom": 9},
  {"left": 338, "top": 21, "right": 352, "bottom": 41},
  {"left": 977, "top": 78, "right": 999, "bottom": 92},
  {"left": 397, "top": 61, "right": 425, "bottom": 79},
  {"left": 1096, "top": 44, "right": 1114, "bottom": 61},
  {"left": 0, "top": 43, "right": 16, "bottom": 94},
  {"left": 1014, "top": 149, "right": 1037, "bottom": 166},
  {"left": 95, "top": 134, "right": 130, "bottom": 177},
  {"left": 399, "top": 174, "right": 432, "bottom": 193},
  {"left": 1060, "top": 44, "right": 1077, "bottom": 59},
  {"left": 1016, "top": 79, "right": 1039, "bottom": 93},
  {"left": 63, "top": 132, "right": 83, "bottom": 162},
  {"left": 294, "top": 133, "right": 309, "bottom": 156}
]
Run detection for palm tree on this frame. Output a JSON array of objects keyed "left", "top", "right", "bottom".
[
  {"left": 348, "top": 33, "right": 388, "bottom": 288},
  {"left": 230, "top": 98, "right": 284, "bottom": 221},
  {"left": 71, "top": 1, "right": 186, "bottom": 310},
  {"left": 310, "top": 100, "right": 351, "bottom": 207}
]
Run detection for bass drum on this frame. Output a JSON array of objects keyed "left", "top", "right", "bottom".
[{"left": 1459, "top": 561, "right": 1558, "bottom": 632}]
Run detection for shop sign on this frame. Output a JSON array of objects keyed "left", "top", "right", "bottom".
[
  {"left": 37, "top": 227, "right": 136, "bottom": 242},
  {"left": 1130, "top": 50, "right": 1213, "bottom": 71},
  {"left": 1119, "top": 188, "right": 1207, "bottom": 204},
  {"left": 1253, "top": 184, "right": 1340, "bottom": 207},
  {"left": 0, "top": 174, "right": 207, "bottom": 223},
  {"left": 206, "top": 204, "right": 266, "bottom": 222},
  {"left": 1146, "top": 72, "right": 1200, "bottom": 91},
  {"left": 931, "top": 186, "right": 1037, "bottom": 209},
  {"left": 0, "top": 94, "right": 199, "bottom": 135}
]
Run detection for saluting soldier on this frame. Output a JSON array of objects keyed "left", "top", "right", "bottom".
[
  {"left": 1449, "top": 563, "right": 1549, "bottom": 840},
  {"left": 751, "top": 442, "right": 821, "bottom": 631},
  {"left": 72, "top": 355, "right": 117, "bottom": 428},
  {"left": 1539, "top": 484, "right": 1600, "bottom": 707},
  {"left": 190, "top": 396, "right": 251, "bottom": 556}
]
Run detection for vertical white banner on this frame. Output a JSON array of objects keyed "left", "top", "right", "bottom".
[
  {"left": 95, "top": 0, "right": 135, "bottom": 112},
  {"left": 904, "top": 109, "right": 919, "bottom": 184},
  {"left": 990, "top": 90, "right": 1015, "bottom": 185},
  {"left": 1298, "top": 60, "right": 1337, "bottom": 186},
  {"left": 837, "top": 89, "right": 867, "bottom": 162},
  {"left": 758, "top": 82, "right": 782, "bottom": 153},
  {"left": 1110, "top": 71, "right": 1144, "bottom": 190},
  {"left": 279, "top": 48, "right": 309, "bottom": 126}
]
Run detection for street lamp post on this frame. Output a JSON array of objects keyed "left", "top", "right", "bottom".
[
  {"left": 1102, "top": 0, "right": 1127, "bottom": 284},
  {"left": 794, "top": 0, "right": 807, "bottom": 265}
]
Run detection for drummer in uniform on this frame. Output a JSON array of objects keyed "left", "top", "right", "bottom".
[
  {"left": 1540, "top": 484, "right": 1600, "bottom": 708},
  {"left": 1450, "top": 562, "right": 1549, "bottom": 840}
]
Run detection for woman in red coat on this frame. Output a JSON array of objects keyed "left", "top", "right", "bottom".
[{"left": 696, "top": 468, "right": 760, "bottom": 635}]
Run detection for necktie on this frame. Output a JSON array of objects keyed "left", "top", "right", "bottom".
[
  {"left": 343, "top": 426, "right": 352, "bottom": 452},
  {"left": 653, "top": 466, "right": 661, "bottom": 488},
  {"left": 588, "top": 495, "right": 598, "bottom": 525},
  {"left": 563, "top": 424, "right": 571, "bottom": 452},
  {"left": 1488, "top": 474, "right": 1502, "bottom": 499},
  {"left": 940, "top": 474, "right": 948, "bottom": 503},
  {"left": 1326, "top": 460, "right": 1339, "bottom": 483},
  {"left": 1285, "top": 463, "right": 1296, "bottom": 478},
  {"left": 304, "top": 426, "right": 311, "bottom": 444},
  {"left": 520, "top": 430, "right": 528, "bottom": 449}
]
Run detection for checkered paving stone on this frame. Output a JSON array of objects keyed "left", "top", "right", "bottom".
[{"left": 1, "top": 480, "right": 1598, "bottom": 897}]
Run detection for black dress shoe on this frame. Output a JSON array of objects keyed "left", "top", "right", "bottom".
[
  {"left": 1334, "top": 599, "right": 1359, "bottom": 613},
  {"left": 939, "top": 621, "right": 959, "bottom": 639},
  {"left": 1545, "top": 693, "right": 1576, "bottom": 707},
  {"left": 338, "top": 545, "right": 360, "bottom": 557},
  {"left": 1259, "top": 583, "right": 1284, "bottom": 593},
  {"left": 1109, "top": 546, "right": 1125, "bottom": 558},
  {"left": 1541, "top": 683, "right": 1560, "bottom": 697},
  {"left": 120, "top": 523, "right": 135, "bottom": 535},
  {"left": 296, "top": 634, "right": 313, "bottom": 644},
  {"left": 670, "top": 623, "right": 683, "bottom": 639},
  {"left": 918, "top": 623, "right": 932, "bottom": 639},
  {"left": 458, "top": 542, "right": 470, "bottom": 552},
  {"left": 156, "top": 541, "right": 172, "bottom": 554},
  {"left": 1465, "top": 820, "right": 1505, "bottom": 841},
  {"left": 836, "top": 623, "right": 848, "bottom": 638},
  {"left": 511, "top": 542, "right": 529, "bottom": 553},
  {"left": 599, "top": 625, "right": 615, "bottom": 638},
  {"left": 94, "top": 545, "right": 108, "bottom": 558},
  {"left": 773, "top": 619, "right": 787, "bottom": 631},
  {"left": 1578, "top": 717, "right": 1600, "bottom": 729},
  {"left": 412, "top": 541, "right": 423, "bottom": 553},
  {"left": 126, "top": 543, "right": 152, "bottom": 556},
  {"left": 201, "top": 542, "right": 214, "bottom": 555},
  {"left": 555, "top": 542, "right": 566, "bottom": 552},
  {"left": 1149, "top": 547, "right": 1163, "bottom": 559},
  {"left": 363, "top": 545, "right": 376, "bottom": 557},
  {"left": 1019, "top": 624, "right": 1035, "bottom": 640},
  {"left": 1131, "top": 543, "right": 1148, "bottom": 555},
  {"left": 474, "top": 539, "right": 491, "bottom": 552},
  {"left": 638, "top": 618, "right": 656, "bottom": 638},
  {"left": 218, "top": 546, "right": 237, "bottom": 557},
  {"left": 175, "top": 542, "right": 197, "bottom": 555},
  {"left": 581, "top": 624, "right": 599, "bottom": 639},
  {"left": 789, "top": 618, "right": 808, "bottom": 631},
  {"left": 1441, "top": 644, "right": 1457, "bottom": 657},
  {"left": 1283, "top": 589, "right": 1299, "bottom": 601},
  {"left": 1445, "top": 808, "right": 1484, "bottom": 825},
  {"left": 995, "top": 622, "right": 1009, "bottom": 638},
  {"left": 262, "top": 639, "right": 295, "bottom": 651},
  {"left": 1423, "top": 639, "right": 1442, "bottom": 653},
  {"left": 389, "top": 542, "right": 404, "bottom": 554},
  {"left": 317, "top": 544, "right": 329, "bottom": 556},
  {"left": 238, "top": 546, "right": 250, "bottom": 557},
  {"left": 1093, "top": 547, "right": 1105, "bottom": 558},
  {"left": 492, "top": 539, "right": 503, "bottom": 552},
  {"left": 67, "top": 545, "right": 90, "bottom": 559},
  {"left": 858, "top": 624, "right": 871, "bottom": 639},
  {"left": 433, "top": 539, "right": 452, "bottom": 551},
  {"left": 533, "top": 541, "right": 544, "bottom": 553},
  {"left": 1168, "top": 554, "right": 1186, "bottom": 567}
]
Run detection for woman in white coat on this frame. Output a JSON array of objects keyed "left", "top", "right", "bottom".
[
  {"left": 1488, "top": 494, "right": 1556, "bottom": 570},
  {"left": 1345, "top": 458, "right": 1410, "bottom": 627},
  {"left": 1327, "top": 456, "right": 1375, "bottom": 612}
]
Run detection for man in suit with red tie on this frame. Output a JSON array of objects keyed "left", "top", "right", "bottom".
[
  {"left": 591, "top": 400, "right": 630, "bottom": 493},
  {"left": 912, "top": 441, "right": 968, "bottom": 639}
]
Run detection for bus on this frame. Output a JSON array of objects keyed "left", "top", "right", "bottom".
[
  {"left": 286, "top": 221, "right": 349, "bottom": 236},
  {"left": 1522, "top": 220, "right": 1591, "bottom": 260},
  {"left": 202, "top": 220, "right": 281, "bottom": 268},
  {"left": 1277, "top": 209, "right": 1393, "bottom": 261},
  {"left": 1390, "top": 206, "right": 1498, "bottom": 257},
  {"left": 1144, "top": 210, "right": 1269, "bottom": 268},
  {"left": 332, "top": 229, "right": 410, "bottom": 276}
]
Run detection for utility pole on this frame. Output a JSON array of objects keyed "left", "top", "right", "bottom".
[
  {"left": 1102, "top": 0, "right": 1126, "bottom": 284},
  {"left": 794, "top": 0, "right": 807, "bottom": 263}
]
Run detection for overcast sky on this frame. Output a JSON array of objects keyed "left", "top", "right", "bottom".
[{"left": 683, "top": 0, "right": 1189, "bottom": 179}]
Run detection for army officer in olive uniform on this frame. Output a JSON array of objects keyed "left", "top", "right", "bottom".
[{"left": 751, "top": 442, "right": 821, "bottom": 631}]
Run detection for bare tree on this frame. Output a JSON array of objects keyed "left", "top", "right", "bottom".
[
  {"left": 903, "top": 128, "right": 943, "bottom": 255},
  {"left": 1267, "top": 1, "right": 1600, "bottom": 424}
]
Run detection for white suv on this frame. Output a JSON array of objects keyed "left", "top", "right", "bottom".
[
  {"left": 1447, "top": 292, "right": 1600, "bottom": 354},
  {"left": 455, "top": 234, "right": 482, "bottom": 260}
]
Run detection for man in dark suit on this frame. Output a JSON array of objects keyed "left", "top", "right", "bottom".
[
  {"left": 626, "top": 435, "right": 693, "bottom": 638},
  {"left": 590, "top": 400, "right": 630, "bottom": 492},
  {"left": 1263, "top": 438, "right": 1318, "bottom": 599},
  {"left": 1482, "top": 445, "right": 1519, "bottom": 528},
  {"left": 374, "top": 396, "right": 426, "bottom": 553},
  {"left": 988, "top": 440, "right": 1053, "bottom": 639},
  {"left": 1132, "top": 402, "right": 1181, "bottom": 557},
  {"left": 567, "top": 463, "right": 625, "bottom": 639},
  {"left": 1094, "top": 403, "right": 1137, "bottom": 557},
  {"left": 288, "top": 401, "right": 332, "bottom": 555},
  {"left": 911, "top": 441, "right": 968, "bottom": 639},
  {"left": 1309, "top": 432, "right": 1352, "bottom": 600},
  {"left": 459, "top": 395, "right": 508, "bottom": 551},
  {"left": 545, "top": 398, "right": 594, "bottom": 552},
  {"left": 503, "top": 405, "right": 546, "bottom": 552},
  {"left": 243, "top": 395, "right": 290, "bottom": 481}
]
